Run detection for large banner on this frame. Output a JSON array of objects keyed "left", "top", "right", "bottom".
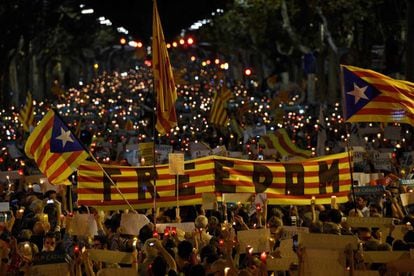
[{"left": 77, "top": 152, "right": 351, "bottom": 210}]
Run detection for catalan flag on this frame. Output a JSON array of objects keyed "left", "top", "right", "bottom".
[
  {"left": 19, "top": 92, "right": 35, "bottom": 132},
  {"left": 209, "top": 86, "right": 233, "bottom": 127},
  {"left": 341, "top": 65, "right": 414, "bottom": 125},
  {"left": 125, "top": 119, "right": 133, "bottom": 131},
  {"left": 152, "top": 0, "right": 178, "bottom": 135},
  {"left": 259, "top": 128, "right": 312, "bottom": 160},
  {"left": 24, "top": 110, "right": 89, "bottom": 185},
  {"left": 77, "top": 153, "right": 351, "bottom": 210}
]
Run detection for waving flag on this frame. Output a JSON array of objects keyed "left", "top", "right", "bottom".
[
  {"left": 77, "top": 152, "right": 351, "bottom": 210},
  {"left": 152, "top": 0, "right": 177, "bottom": 135},
  {"left": 19, "top": 92, "right": 35, "bottom": 132},
  {"left": 24, "top": 110, "right": 89, "bottom": 185},
  {"left": 259, "top": 128, "right": 312, "bottom": 160},
  {"left": 209, "top": 86, "right": 233, "bottom": 127},
  {"left": 341, "top": 65, "right": 414, "bottom": 125}
]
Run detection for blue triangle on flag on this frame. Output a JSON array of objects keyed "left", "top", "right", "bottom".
[
  {"left": 343, "top": 67, "right": 381, "bottom": 120},
  {"left": 50, "top": 115, "right": 84, "bottom": 153}
]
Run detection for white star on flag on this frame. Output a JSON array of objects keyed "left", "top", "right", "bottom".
[
  {"left": 56, "top": 127, "right": 74, "bottom": 148},
  {"left": 347, "top": 83, "right": 369, "bottom": 104}
]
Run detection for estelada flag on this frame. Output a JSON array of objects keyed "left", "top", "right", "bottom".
[
  {"left": 259, "top": 128, "right": 312, "bottom": 160},
  {"left": 24, "top": 110, "right": 89, "bottom": 185},
  {"left": 152, "top": 0, "right": 178, "bottom": 135},
  {"left": 341, "top": 65, "right": 414, "bottom": 125},
  {"left": 19, "top": 92, "right": 35, "bottom": 132},
  {"left": 209, "top": 86, "right": 233, "bottom": 127}
]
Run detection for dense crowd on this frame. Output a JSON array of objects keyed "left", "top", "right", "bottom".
[
  {"left": 0, "top": 183, "right": 414, "bottom": 275},
  {"left": 0, "top": 49, "right": 413, "bottom": 274}
]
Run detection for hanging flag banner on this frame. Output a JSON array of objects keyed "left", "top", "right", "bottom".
[{"left": 77, "top": 152, "right": 351, "bottom": 210}]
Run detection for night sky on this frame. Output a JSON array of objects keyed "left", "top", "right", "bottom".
[{"left": 86, "top": 0, "right": 226, "bottom": 42}]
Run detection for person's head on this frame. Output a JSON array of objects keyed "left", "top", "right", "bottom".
[
  {"left": 44, "top": 190, "right": 57, "bottom": 200},
  {"left": 318, "top": 210, "right": 330, "bottom": 223},
  {"left": 92, "top": 235, "right": 107, "bottom": 250},
  {"left": 18, "top": 242, "right": 38, "bottom": 261},
  {"left": 200, "top": 244, "right": 218, "bottom": 265},
  {"left": 392, "top": 239, "right": 410, "bottom": 251},
  {"left": 209, "top": 258, "right": 229, "bottom": 276},
  {"left": 309, "top": 221, "right": 323, "bottom": 233},
  {"left": 356, "top": 196, "right": 367, "bottom": 210},
  {"left": 29, "top": 199, "right": 44, "bottom": 214},
  {"left": 139, "top": 223, "right": 154, "bottom": 244},
  {"left": 17, "top": 229, "right": 33, "bottom": 243},
  {"left": 357, "top": 227, "right": 372, "bottom": 242},
  {"left": 328, "top": 209, "right": 342, "bottom": 224},
  {"left": 33, "top": 221, "right": 50, "bottom": 235},
  {"left": 195, "top": 215, "right": 208, "bottom": 231},
  {"left": 177, "top": 240, "right": 194, "bottom": 262},
  {"left": 103, "top": 213, "right": 121, "bottom": 234},
  {"left": 323, "top": 222, "right": 340, "bottom": 235},
  {"left": 403, "top": 230, "right": 414, "bottom": 245},
  {"left": 268, "top": 216, "right": 283, "bottom": 238},
  {"left": 363, "top": 239, "right": 380, "bottom": 251},
  {"left": 143, "top": 238, "right": 159, "bottom": 257},
  {"left": 369, "top": 203, "right": 382, "bottom": 217},
  {"left": 43, "top": 232, "right": 56, "bottom": 252},
  {"left": 148, "top": 255, "right": 167, "bottom": 276}
]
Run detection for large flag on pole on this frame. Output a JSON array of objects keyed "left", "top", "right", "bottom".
[
  {"left": 152, "top": 0, "right": 177, "bottom": 135},
  {"left": 341, "top": 65, "right": 414, "bottom": 125},
  {"left": 19, "top": 92, "right": 35, "bottom": 132},
  {"left": 24, "top": 110, "right": 89, "bottom": 185},
  {"left": 209, "top": 86, "right": 233, "bottom": 127}
]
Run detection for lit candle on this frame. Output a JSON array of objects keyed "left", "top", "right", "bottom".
[
  {"left": 260, "top": 251, "right": 267, "bottom": 263},
  {"left": 331, "top": 195, "right": 336, "bottom": 207}
]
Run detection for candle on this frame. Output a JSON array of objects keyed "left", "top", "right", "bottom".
[
  {"left": 331, "top": 195, "right": 336, "bottom": 207},
  {"left": 260, "top": 251, "right": 267, "bottom": 263}
]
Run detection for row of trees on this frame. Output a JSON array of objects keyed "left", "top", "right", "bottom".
[
  {"left": 0, "top": 0, "right": 412, "bottom": 107},
  {"left": 198, "top": 0, "right": 411, "bottom": 103},
  {"left": 0, "top": 0, "right": 118, "bottom": 107}
]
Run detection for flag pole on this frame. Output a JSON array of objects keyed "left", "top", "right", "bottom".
[
  {"left": 85, "top": 150, "right": 135, "bottom": 210},
  {"left": 151, "top": 0, "right": 157, "bottom": 223},
  {"left": 339, "top": 66, "right": 358, "bottom": 213},
  {"left": 52, "top": 109, "right": 135, "bottom": 211},
  {"left": 152, "top": 95, "right": 158, "bottom": 224},
  {"left": 345, "top": 124, "right": 358, "bottom": 214}
]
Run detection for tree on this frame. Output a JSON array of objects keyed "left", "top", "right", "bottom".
[{"left": 198, "top": 0, "right": 407, "bottom": 102}]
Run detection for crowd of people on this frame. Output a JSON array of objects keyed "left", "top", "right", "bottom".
[
  {"left": 0, "top": 182, "right": 414, "bottom": 275},
  {"left": 0, "top": 48, "right": 413, "bottom": 274}
]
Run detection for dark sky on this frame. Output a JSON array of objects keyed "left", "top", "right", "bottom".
[{"left": 86, "top": 0, "right": 226, "bottom": 42}]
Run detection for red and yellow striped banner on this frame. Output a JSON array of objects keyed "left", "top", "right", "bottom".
[{"left": 77, "top": 152, "right": 351, "bottom": 210}]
